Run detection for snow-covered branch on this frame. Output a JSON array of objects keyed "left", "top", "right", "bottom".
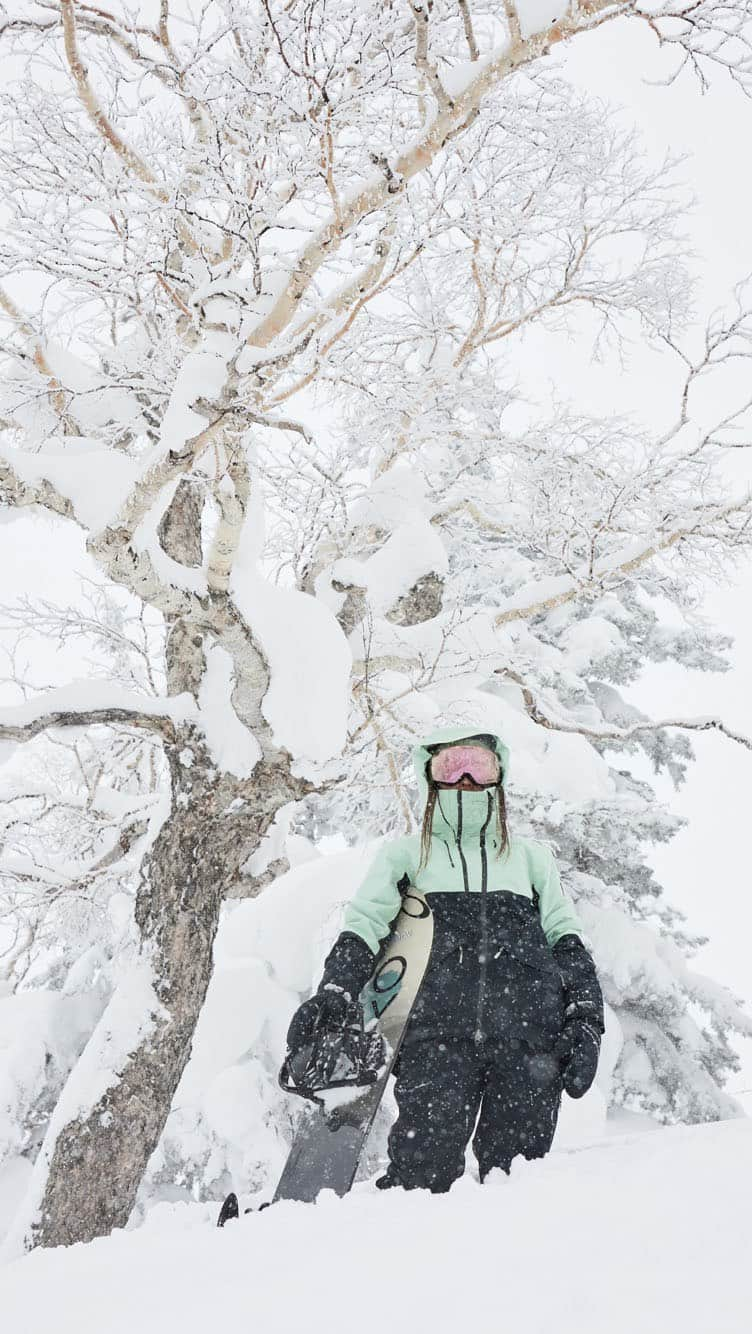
[
  {"left": 498, "top": 668, "right": 752, "bottom": 752},
  {"left": 0, "top": 685, "right": 193, "bottom": 745},
  {"left": 494, "top": 491, "right": 752, "bottom": 628},
  {"left": 59, "top": 0, "right": 159, "bottom": 192},
  {"left": 242, "top": 0, "right": 623, "bottom": 352}
]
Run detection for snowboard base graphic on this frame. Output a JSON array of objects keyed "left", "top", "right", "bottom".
[{"left": 262, "top": 883, "right": 433, "bottom": 1212}]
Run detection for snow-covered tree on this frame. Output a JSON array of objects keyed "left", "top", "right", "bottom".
[
  {"left": 2, "top": 0, "right": 752, "bottom": 1247},
  {"left": 294, "top": 277, "right": 752, "bottom": 1124}
]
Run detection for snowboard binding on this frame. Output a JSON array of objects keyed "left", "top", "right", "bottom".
[{"left": 278, "top": 1000, "right": 386, "bottom": 1109}]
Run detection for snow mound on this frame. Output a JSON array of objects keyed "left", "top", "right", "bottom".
[{"left": 1, "top": 1117, "right": 749, "bottom": 1333}]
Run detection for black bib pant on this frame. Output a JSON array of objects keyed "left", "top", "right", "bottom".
[
  {"left": 388, "top": 1034, "right": 562, "bottom": 1190},
  {"left": 381, "top": 893, "right": 578, "bottom": 1191}
]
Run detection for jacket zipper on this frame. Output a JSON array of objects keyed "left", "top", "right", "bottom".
[
  {"left": 474, "top": 792, "right": 494, "bottom": 1044},
  {"left": 455, "top": 791, "right": 470, "bottom": 893}
]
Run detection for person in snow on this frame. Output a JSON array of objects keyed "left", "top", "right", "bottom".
[{"left": 285, "top": 726, "right": 604, "bottom": 1193}]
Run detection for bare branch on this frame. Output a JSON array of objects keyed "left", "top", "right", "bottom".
[
  {"left": 502, "top": 0, "right": 523, "bottom": 46},
  {"left": 59, "top": 0, "right": 197, "bottom": 253},
  {"left": 0, "top": 451, "right": 77, "bottom": 525},
  {"left": 0, "top": 707, "right": 176, "bottom": 745},
  {"left": 0, "top": 285, "right": 70, "bottom": 424},
  {"left": 243, "top": 0, "right": 626, "bottom": 351},
  {"left": 498, "top": 667, "right": 752, "bottom": 752},
  {"left": 494, "top": 491, "right": 752, "bottom": 627},
  {"left": 59, "top": 0, "right": 160, "bottom": 190},
  {"left": 458, "top": 0, "right": 480, "bottom": 60},
  {"left": 411, "top": 2, "right": 452, "bottom": 112}
]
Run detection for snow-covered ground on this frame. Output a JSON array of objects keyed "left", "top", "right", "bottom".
[{"left": 1, "top": 1116, "right": 749, "bottom": 1334}]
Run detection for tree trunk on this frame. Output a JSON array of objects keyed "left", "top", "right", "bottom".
[
  {"left": 28, "top": 728, "right": 302, "bottom": 1248},
  {"left": 157, "top": 478, "right": 204, "bottom": 567}
]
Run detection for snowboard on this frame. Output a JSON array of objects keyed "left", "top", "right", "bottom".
[{"left": 218, "top": 881, "right": 433, "bottom": 1221}]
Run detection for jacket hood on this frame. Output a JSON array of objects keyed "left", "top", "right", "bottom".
[{"left": 412, "top": 724, "right": 511, "bottom": 810}]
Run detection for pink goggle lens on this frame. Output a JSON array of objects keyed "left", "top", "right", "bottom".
[{"left": 429, "top": 744, "right": 500, "bottom": 786}]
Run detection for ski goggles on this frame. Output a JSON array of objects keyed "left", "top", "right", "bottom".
[{"left": 428, "top": 743, "right": 500, "bottom": 786}]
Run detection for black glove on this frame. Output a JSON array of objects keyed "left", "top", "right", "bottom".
[
  {"left": 550, "top": 933, "right": 604, "bottom": 1099},
  {"left": 285, "top": 985, "right": 352, "bottom": 1065},
  {"left": 555, "top": 1016, "right": 602, "bottom": 1099},
  {"left": 551, "top": 933, "right": 604, "bottom": 1031},
  {"left": 285, "top": 931, "right": 375, "bottom": 1064},
  {"left": 318, "top": 931, "right": 376, "bottom": 999}
]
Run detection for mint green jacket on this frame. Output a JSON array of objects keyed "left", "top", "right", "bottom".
[{"left": 343, "top": 725, "right": 583, "bottom": 955}]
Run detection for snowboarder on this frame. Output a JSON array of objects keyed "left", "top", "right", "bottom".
[{"left": 284, "top": 725, "right": 604, "bottom": 1194}]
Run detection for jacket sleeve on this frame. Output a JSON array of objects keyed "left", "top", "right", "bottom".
[
  {"left": 316, "top": 839, "right": 411, "bottom": 1001},
  {"left": 531, "top": 844, "right": 604, "bottom": 1032},
  {"left": 532, "top": 842, "right": 584, "bottom": 947},
  {"left": 341, "top": 838, "right": 411, "bottom": 955}
]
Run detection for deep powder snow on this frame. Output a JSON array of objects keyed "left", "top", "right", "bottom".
[{"left": 1, "top": 1117, "right": 749, "bottom": 1334}]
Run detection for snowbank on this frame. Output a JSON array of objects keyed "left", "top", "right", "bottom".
[{"left": 1, "top": 1117, "right": 749, "bottom": 1333}]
